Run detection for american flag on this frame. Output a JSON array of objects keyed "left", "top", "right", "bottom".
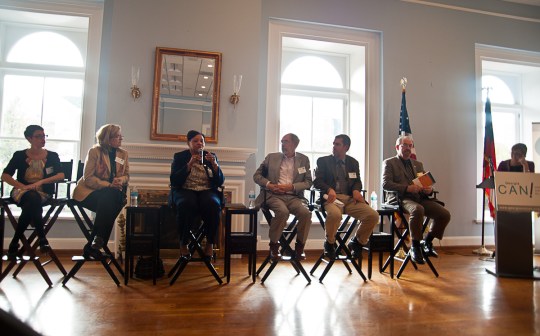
[
  {"left": 399, "top": 89, "right": 417, "bottom": 159},
  {"left": 482, "top": 96, "right": 496, "bottom": 218}
]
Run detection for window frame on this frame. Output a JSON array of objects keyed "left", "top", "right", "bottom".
[{"left": 266, "top": 19, "right": 382, "bottom": 195}]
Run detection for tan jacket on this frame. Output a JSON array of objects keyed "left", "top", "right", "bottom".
[{"left": 73, "top": 146, "right": 130, "bottom": 202}]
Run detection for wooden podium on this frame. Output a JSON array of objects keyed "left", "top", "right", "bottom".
[{"left": 487, "top": 172, "right": 540, "bottom": 279}]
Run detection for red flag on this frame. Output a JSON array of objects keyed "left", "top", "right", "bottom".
[{"left": 482, "top": 97, "right": 496, "bottom": 218}]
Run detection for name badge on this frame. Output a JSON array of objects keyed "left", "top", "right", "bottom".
[
  {"left": 298, "top": 167, "right": 306, "bottom": 174},
  {"left": 348, "top": 172, "right": 357, "bottom": 179},
  {"left": 115, "top": 157, "right": 125, "bottom": 165},
  {"left": 46, "top": 167, "right": 54, "bottom": 175}
]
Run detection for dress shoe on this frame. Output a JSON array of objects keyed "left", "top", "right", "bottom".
[
  {"left": 269, "top": 242, "right": 282, "bottom": 261},
  {"left": 39, "top": 238, "right": 50, "bottom": 253},
  {"left": 324, "top": 241, "right": 336, "bottom": 259},
  {"left": 410, "top": 245, "right": 425, "bottom": 264},
  {"left": 421, "top": 240, "right": 438, "bottom": 258},
  {"left": 91, "top": 236, "right": 104, "bottom": 250},
  {"left": 347, "top": 238, "right": 363, "bottom": 261},
  {"left": 294, "top": 242, "right": 306, "bottom": 260}
]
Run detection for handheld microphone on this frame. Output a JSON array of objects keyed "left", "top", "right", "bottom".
[{"left": 199, "top": 148, "right": 204, "bottom": 164}]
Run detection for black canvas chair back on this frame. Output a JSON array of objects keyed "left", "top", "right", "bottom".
[
  {"left": 0, "top": 161, "right": 73, "bottom": 286},
  {"left": 62, "top": 162, "right": 125, "bottom": 286},
  {"left": 382, "top": 190, "right": 439, "bottom": 278},
  {"left": 310, "top": 189, "right": 366, "bottom": 283},
  {"left": 165, "top": 204, "right": 223, "bottom": 285},
  {"left": 255, "top": 189, "right": 311, "bottom": 284}
]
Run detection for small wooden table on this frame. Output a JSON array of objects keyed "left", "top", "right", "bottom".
[{"left": 224, "top": 204, "right": 258, "bottom": 283}]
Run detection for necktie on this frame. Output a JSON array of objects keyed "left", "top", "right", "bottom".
[{"left": 336, "top": 160, "right": 347, "bottom": 194}]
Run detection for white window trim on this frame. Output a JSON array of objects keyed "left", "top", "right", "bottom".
[
  {"left": 475, "top": 44, "right": 540, "bottom": 222},
  {"left": 0, "top": 0, "right": 103, "bottom": 157},
  {"left": 266, "top": 19, "right": 382, "bottom": 193}
]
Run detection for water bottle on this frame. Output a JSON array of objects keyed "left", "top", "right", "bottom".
[
  {"left": 248, "top": 190, "right": 256, "bottom": 209},
  {"left": 370, "top": 191, "right": 378, "bottom": 210},
  {"left": 130, "top": 186, "right": 139, "bottom": 207}
]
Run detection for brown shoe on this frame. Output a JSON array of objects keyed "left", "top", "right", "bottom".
[
  {"left": 294, "top": 242, "right": 306, "bottom": 260},
  {"left": 269, "top": 242, "right": 282, "bottom": 261}
]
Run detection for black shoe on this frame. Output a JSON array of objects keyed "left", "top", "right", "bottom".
[
  {"left": 410, "top": 245, "right": 425, "bottom": 264},
  {"left": 39, "top": 238, "right": 50, "bottom": 254},
  {"left": 421, "top": 240, "right": 438, "bottom": 258},
  {"left": 83, "top": 244, "right": 104, "bottom": 260},
  {"left": 347, "top": 238, "right": 363, "bottom": 260},
  {"left": 324, "top": 241, "right": 336, "bottom": 259}
]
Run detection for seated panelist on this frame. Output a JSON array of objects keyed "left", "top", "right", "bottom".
[
  {"left": 253, "top": 133, "right": 312, "bottom": 261},
  {"left": 382, "top": 135, "right": 451, "bottom": 264},
  {"left": 497, "top": 143, "right": 535, "bottom": 173},
  {"left": 313, "top": 134, "right": 379, "bottom": 260},
  {"left": 73, "top": 124, "right": 129, "bottom": 260},
  {"left": 169, "top": 130, "right": 224, "bottom": 259},
  {"left": 2, "top": 125, "right": 65, "bottom": 260}
]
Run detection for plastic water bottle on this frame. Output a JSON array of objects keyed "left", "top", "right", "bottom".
[
  {"left": 370, "top": 191, "right": 378, "bottom": 210},
  {"left": 130, "top": 186, "right": 139, "bottom": 207},
  {"left": 248, "top": 190, "right": 256, "bottom": 209}
]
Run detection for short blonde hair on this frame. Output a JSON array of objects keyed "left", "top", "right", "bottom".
[{"left": 95, "top": 124, "right": 121, "bottom": 151}]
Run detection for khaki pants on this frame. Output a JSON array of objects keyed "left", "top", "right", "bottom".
[
  {"left": 266, "top": 194, "right": 312, "bottom": 244},
  {"left": 323, "top": 194, "right": 379, "bottom": 245}
]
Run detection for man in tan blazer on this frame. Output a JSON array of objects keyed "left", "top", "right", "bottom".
[
  {"left": 253, "top": 133, "right": 312, "bottom": 261},
  {"left": 382, "top": 135, "right": 450, "bottom": 264}
]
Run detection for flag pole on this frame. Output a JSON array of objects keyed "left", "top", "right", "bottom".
[{"left": 473, "top": 89, "right": 495, "bottom": 257}]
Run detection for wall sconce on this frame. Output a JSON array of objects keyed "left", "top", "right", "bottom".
[
  {"left": 229, "top": 74, "right": 242, "bottom": 110},
  {"left": 131, "top": 66, "right": 141, "bottom": 101}
]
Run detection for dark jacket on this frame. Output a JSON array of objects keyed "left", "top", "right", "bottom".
[
  {"left": 313, "top": 154, "right": 363, "bottom": 198},
  {"left": 170, "top": 149, "right": 224, "bottom": 190}
]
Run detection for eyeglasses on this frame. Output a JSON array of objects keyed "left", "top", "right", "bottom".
[
  {"left": 33, "top": 134, "right": 48, "bottom": 139},
  {"left": 400, "top": 143, "right": 413, "bottom": 148}
]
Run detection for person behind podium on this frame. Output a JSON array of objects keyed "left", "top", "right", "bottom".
[
  {"left": 73, "top": 124, "right": 129, "bottom": 260},
  {"left": 382, "top": 135, "right": 451, "bottom": 264},
  {"left": 313, "top": 134, "right": 379, "bottom": 260},
  {"left": 497, "top": 143, "right": 535, "bottom": 173},
  {"left": 2, "top": 125, "right": 65, "bottom": 260},
  {"left": 169, "top": 130, "right": 224, "bottom": 259},
  {"left": 253, "top": 133, "right": 312, "bottom": 261}
]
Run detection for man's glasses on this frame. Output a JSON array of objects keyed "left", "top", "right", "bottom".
[{"left": 400, "top": 143, "right": 413, "bottom": 148}]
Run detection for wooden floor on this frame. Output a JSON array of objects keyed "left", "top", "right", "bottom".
[{"left": 0, "top": 247, "right": 539, "bottom": 336}]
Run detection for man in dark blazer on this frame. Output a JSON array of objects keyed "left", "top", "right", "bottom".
[
  {"left": 313, "top": 134, "right": 378, "bottom": 260},
  {"left": 253, "top": 133, "right": 312, "bottom": 260},
  {"left": 382, "top": 135, "right": 451, "bottom": 264}
]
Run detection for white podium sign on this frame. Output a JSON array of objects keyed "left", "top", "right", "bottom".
[{"left": 494, "top": 172, "right": 540, "bottom": 212}]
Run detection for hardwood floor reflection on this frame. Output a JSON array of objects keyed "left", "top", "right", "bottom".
[{"left": 0, "top": 247, "right": 539, "bottom": 336}]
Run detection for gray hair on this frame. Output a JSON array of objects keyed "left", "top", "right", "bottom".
[{"left": 396, "top": 135, "right": 414, "bottom": 147}]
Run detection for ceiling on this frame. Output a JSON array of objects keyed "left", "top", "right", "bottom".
[{"left": 160, "top": 54, "right": 215, "bottom": 99}]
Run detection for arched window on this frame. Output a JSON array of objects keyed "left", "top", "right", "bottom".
[
  {"left": 282, "top": 56, "right": 343, "bottom": 88},
  {"left": 481, "top": 75, "right": 514, "bottom": 104},
  {"left": 0, "top": 11, "right": 89, "bottom": 200},
  {"left": 280, "top": 53, "right": 349, "bottom": 165},
  {"left": 7, "top": 31, "right": 84, "bottom": 66}
]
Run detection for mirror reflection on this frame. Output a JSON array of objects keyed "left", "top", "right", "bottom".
[{"left": 151, "top": 47, "right": 221, "bottom": 143}]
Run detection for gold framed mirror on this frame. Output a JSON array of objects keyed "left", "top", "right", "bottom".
[{"left": 151, "top": 47, "right": 222, "bottom": 143}]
